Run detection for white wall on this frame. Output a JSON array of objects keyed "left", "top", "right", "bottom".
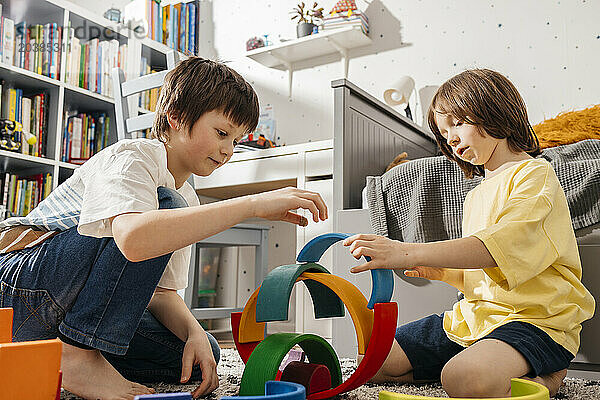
[
  {"left": 209, "top": 0, "right": 599, "bottom": 145},
  {"left": 80, "top": 0, "right": 599, "bottom": 145}
]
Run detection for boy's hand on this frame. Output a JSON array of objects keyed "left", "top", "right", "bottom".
[
  {"left": 180, "top": 332, "right": 219, "bottom": 398},
  {"left": 250, "top": 187, "right": 328, "bottom": 226},
  {"left": 343, "top": 234, "right": 407, "bottom": 272}
]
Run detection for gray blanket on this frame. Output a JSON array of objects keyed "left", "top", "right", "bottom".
[{"left": 366, "top": 139, "right": 600, "bottom": 242}]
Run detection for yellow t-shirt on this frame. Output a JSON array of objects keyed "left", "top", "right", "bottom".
[{"left": 443, "top": 158, "right": 595, "bottom": 356}]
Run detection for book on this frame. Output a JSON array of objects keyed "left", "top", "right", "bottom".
[
  {"left": 162, "top": 4, "right": 168, "bottom": 45},
  {"left": 15, "top": 21, "right": 26, "bottom": 68},
  {"left": 0, "top": 6, "right": 4, "bottom": 60},
  {"left": 42, "top": 22, "right": 51, "bottom": 76},
  {"left": 70, "top": 115, "right": 82, "bottom": 160},
  {"left": 188, "top": 2, "right": 196, "bottom": 54},
  {"left": 23, "top": 180, "right": 32, "bottom": 216},
  {"left": 50, "top": 23, "right": 60, "bottom": 79},
  {"left": 89, "top": 38, "right": 98, "bottom": 92},
  {"left": 32, "top": 95, "right": 40, "bottom": 156},
  {"left": 69, "top": 36, "right": 81, "bottom": 86},
  {"left": 7, "top": 175, "right": 16, "bottom": 214},
  {"left": 2, "top": 173, "right": 11, "bottom": 207},
  {"left": 2, "top": 17, "right": 14, "bottom": 65},
  {"left": 23, "top": 24, "right": 30, "bottom": 71},
  {"left": 182, "top": 5, "right": 187, "bottom": 52},
  {"left": 21, "top": 97, "right": 31, "bottom": 155},
  {"left": 14, "top": 89, "right": 21, "bottom": 123},
  {"left": 7, "top": 88, "right": 17, "bottom": 121},
  {"left": 63, "top": 22, "right": 72, "bottom": 82}
]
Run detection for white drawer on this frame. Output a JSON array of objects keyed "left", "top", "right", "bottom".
[
  {"left": 305, "top": 149, "right": 333, "bottom": 177},
  {"left": 194, "top": 153, "right": 298, "bottom": 189}
]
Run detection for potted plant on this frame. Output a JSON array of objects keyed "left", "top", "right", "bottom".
[{"left": 291, "top": 2, "right": 324, "bottom": 38}]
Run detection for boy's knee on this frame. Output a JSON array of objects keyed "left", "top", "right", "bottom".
[
  {"left": 157, "top": 187, "right": 189, "bottom": 210},
  {"left": 441, "top": 359, "right": 499, "bottom": 397},
  {"left": 206, "top": 332, "right": 221, "bottom": 365}
]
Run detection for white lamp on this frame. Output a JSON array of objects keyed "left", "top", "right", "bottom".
[{"left": 383, "top": 76, "right": 415, "bottom": 121}]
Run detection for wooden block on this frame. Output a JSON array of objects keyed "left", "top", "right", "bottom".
[
  {"left": 256, "top": 263, "right": 344, "bottom": 323},
  {"left": 0, "top": 308, "right": 13, "bottom": 343},
  {"left": 232, "top": 311, "right": 262, "bottom": 364},
  {"left": 281, "top": 362, "right": 332, "bottom": 394},
  {"left": 307, "top": 302, "right": 398, "bottom": 399},
  {"left": 378, "top": 377, "right": 550, "bottom": 399},
  {"left": 236, "top": 270, "right": 375, "bottom": 355},
  {"left": 0, "top": 338, "right": 62, "bottom": 399},
  {"left": 300, "top": 273, "right": 373, "bottom": 355},
  {"left": 134, "top": 393, "right": 192, "bottom": 399},
  {"left": 239, "top": 333, "right": 341, "bottom": 397},
  {"left": 221, "top": 381, "right": 306, "bottom": 400},
  {"left": 55, "top": 371, "right": 62, "bottom": 400},
  {"left": 238, "top": 287, "right": 267, "bottom": 344},
  {"left": 296, "top": 233, "right": 394, "bottom": 309}
]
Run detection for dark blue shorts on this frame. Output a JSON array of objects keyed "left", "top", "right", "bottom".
[{"left": 395, "top": 313, "right": 575, "bottom": 381}]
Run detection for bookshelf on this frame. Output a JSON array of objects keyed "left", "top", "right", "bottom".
[{"left": 0, "top": 0, "right": 182, "bottom": 218}]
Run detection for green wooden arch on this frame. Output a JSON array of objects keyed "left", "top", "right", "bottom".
[
  {"left": 239, "top": 332, "right": 342, "bottom": 396},
  {"left": 256, "top": 263, "right": 345, "bottom": 323}
]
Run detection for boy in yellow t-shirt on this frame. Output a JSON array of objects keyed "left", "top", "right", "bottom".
[{"left": 343, "top": 69, "right": 595, "bottom": 397}]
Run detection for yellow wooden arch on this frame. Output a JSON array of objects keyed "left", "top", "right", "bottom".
[{"left": 379, "top": 378, "right": 549, "bottom": 400}]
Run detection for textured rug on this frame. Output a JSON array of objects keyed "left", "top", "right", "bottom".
[{"left": 61, "top": 348, "right": 600, "bottom": 399}]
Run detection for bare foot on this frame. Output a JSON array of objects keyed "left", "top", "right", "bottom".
[
  {"left": 60, "top": 342, "right": 155, "bottom": 400},
  {"left": 526, "top": 369, "right": 567, "bottom": 397}
]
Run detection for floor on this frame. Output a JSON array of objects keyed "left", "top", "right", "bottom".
[{"left": 60, "top": 348, "right": 600, "bottom": 399}]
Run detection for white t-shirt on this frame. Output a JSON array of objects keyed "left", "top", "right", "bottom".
[{"left": 0, "top": 138, "right": 199, "bottom": 290}]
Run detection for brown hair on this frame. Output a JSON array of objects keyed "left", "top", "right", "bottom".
[
  {"left": 151, "top": 57, "right": 259, "bottom": 142},
  {"left": 427, "top": 69, "right": 541, "bottom": 179}
]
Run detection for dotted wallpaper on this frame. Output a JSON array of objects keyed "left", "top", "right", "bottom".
[{"left": 210, "top": 0, "right": 598, "bottom": 145}]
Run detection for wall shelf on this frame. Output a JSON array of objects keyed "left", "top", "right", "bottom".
[{"left": 246, "top": 25, "right": 372, "bottom": 97}]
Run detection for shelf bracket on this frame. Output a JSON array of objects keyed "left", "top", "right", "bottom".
[
  {"left": 326, "top": 37, "right": 349, "bottom": 78},
  {"left": 269, "top": 51, "right": 294, "bottom": 98}
]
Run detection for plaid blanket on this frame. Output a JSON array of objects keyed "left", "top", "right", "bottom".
[{"left": 366, "top": 139, "right": 600, "bottom": 242}]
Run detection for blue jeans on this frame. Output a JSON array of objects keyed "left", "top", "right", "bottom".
[{"left": 0, "top": 187, "right": 220, "bottom": 383}]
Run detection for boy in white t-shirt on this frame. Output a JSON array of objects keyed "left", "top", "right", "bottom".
[{"left": 0, "top": 57, "right": 328, "bottom": 400}]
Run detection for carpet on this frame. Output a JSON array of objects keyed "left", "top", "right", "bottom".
[{"left": 61, "top": 349, "right": 600, "bottom": 399}]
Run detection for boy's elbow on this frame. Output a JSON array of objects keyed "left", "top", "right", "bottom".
[
  {"left": 112, "top": 215, "right": 147, "bottom": 262},
  {"left": 114, "top": 229, "right": 145, "bottom": 262},
  {"left": 120, "top": 245, "right": 147, "bottom": 263}
]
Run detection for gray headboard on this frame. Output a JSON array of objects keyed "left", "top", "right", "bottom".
[{"left": 331, "top": 79, "right": 439, "bottom": 210}]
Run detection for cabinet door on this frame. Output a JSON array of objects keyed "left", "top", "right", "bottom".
[{"left": 296, "top": 179, "right": 334, "bottom": 339}]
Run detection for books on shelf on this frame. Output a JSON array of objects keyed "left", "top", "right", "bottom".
[
  {"left": 138, "top": 56, "right": 161, "bottom": 112},
  {"left": 0, "top": 81, "right": 50, "bottom": 157},
  {"left": 126, "top": 0, "right": 199, "bottom": 55},
  {"left": 0, "top": 172, "right": 52, "bottom": 218},
  {"left": 321, "top": 11, "right": 369, "bottom": 35},
  {"left": 61, "top": 111, "right": 110, "bottom": 164},
  {"left": 0, "top": 15, "right": 64, "bottom": 80},
  {"left": 0, "top": 13, "right": 129, "bottom": 98},
  {"left": 63, "top": 24, "right": 128, "bottom": 97}
]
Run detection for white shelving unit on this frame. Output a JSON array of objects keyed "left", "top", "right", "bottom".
[
  {"left": 246, "top": 25, "right": 372, "bottom": 97},
  {"left": 0, "top": 0, "right": 181, "bottom": 191}
]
